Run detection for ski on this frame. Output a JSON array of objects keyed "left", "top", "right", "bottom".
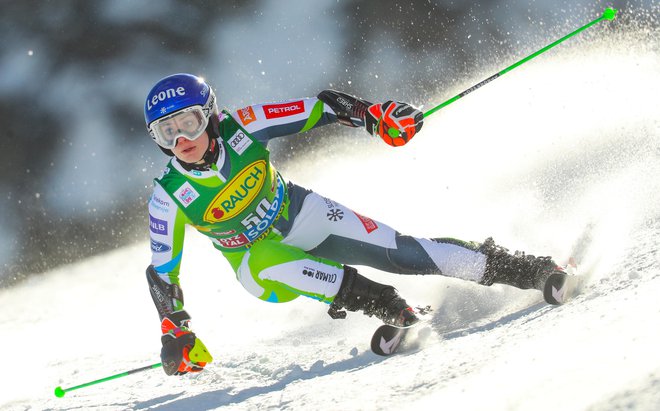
[
  {"left": 370, "top": 306, "right": 430, "bottom": 356},
  {"left": 370, "top": 322, "right": 418, "bottom": 356},
  {"left": 543, "top": 272, "right": 584, "bottom": 304},
  {"left": 543, "top": 258, "right": 583, "bottom": 305}
]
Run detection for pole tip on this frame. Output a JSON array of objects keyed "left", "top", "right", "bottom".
[
  {"left": 54, "top": 386, "right": 66, "bottom": 398},
  {"left": 603, "top": 7, "right": 618, "bottom": 21}
]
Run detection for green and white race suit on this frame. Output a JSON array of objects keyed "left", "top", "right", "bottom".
[{"left": 147, "top": 97, "right": 487, "bottom": 316}]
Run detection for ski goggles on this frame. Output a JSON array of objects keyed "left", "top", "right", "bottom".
[{"left": 148, "top": 106, "right": 209, "bottom": 150}]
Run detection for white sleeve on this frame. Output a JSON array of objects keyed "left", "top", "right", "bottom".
[
  {"left": 148, "top": 183, "right": 187, "bottom": 276},
  {"left": 230, "top": 97, "right": 338, "bottom": 144}
]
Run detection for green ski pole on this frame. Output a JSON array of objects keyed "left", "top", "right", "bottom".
[
  {"left": 422, "top": 7, "right": 618, "bottom": 118},
  {"left": 54, "top": 362, "right": 162, "bottom": 398}
]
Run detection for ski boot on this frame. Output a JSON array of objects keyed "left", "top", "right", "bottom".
[
  {"left": 328, "top": 265, "right": 419, "bottom": 327},
  {"left": 478, "top": 237, "right": 566, "bottom": 291}
]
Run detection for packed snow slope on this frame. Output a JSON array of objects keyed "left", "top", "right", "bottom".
[{"left": 2, "top": 15, "right": 659, "bottom": 411}]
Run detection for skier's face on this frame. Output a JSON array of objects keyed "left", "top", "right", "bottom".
[{"left": 171, "top": 131, "right": 210, "bottom": 164}]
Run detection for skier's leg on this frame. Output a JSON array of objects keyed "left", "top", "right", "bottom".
[
  {"left": 329, "top": 265, "right": 419, "bottom": 326},
  {"left": 225, "top": 238, "right": 343, "bottom": 304},
  {"left": 424, "top": 237, "right": 566, "bottom": 290},
  {"left": 279, "top": 187, "right": 562, "bottom": 291},
  {"left": 224, "top": 236, "right": 417, "bottom": 325},
  {"left": 279, "top": 190, "right": 487, "bottom": 280},
  {"left": 476, "top": 237, "right": 565, "bottom": 290}
]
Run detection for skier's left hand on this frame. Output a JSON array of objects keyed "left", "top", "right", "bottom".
[
  {"left": 160, "top": 311, "right": 213, "bottom": 376},
  {"left": 365, "top": 101, "right": 424, "bottom": 147}
]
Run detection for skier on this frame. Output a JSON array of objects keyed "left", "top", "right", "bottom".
[{"left": 144, "top": 73, "right": 567, "bottom": 375}]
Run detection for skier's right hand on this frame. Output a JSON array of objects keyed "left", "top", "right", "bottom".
[
  {"left": 160, "top": 310, "right": 213, "bottom": 376},
  {"left": 365, "top": 101, "right": 424, "bottom": 147}
]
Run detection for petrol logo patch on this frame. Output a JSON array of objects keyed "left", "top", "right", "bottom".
[{"left": 262, "top": 100, "right": 305, "bottom": 119}]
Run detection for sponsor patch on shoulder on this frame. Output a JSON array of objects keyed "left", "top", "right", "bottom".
[
  {"left": 237, "top": 106, "right": 257, "bottom": 126},
  {"left": 174, "top": 182, "right": 199, "bottom": 208},
  {"left": 228, "top": 129, "right": 253, "bottom": 155},
  {"left": 262, "top": 100, "right": 305, "bottom": 119}
]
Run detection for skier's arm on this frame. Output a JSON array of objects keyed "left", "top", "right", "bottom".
[
  {"left": 230, "top": 97, "right": 343, "bottom": 144},
  {"left": 317, "top": 90, "right": 425, "bottom": 146},
  {"left": 231, "top": 91, "right": 423, "bottom": 146},
  {"left": 146, "top": 183, "right": 213, "bottom": 375},
  {"left": 146, "top": 183, "right": 188, "bottom": 318}
]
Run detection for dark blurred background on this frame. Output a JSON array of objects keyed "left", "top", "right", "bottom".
[{"left": 0, "top": 0, "right": 653, "bottom": 286}]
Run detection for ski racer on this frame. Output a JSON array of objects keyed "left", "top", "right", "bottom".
[{"left": 144, "top": 73, "right": 567, "bottom": 375}]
